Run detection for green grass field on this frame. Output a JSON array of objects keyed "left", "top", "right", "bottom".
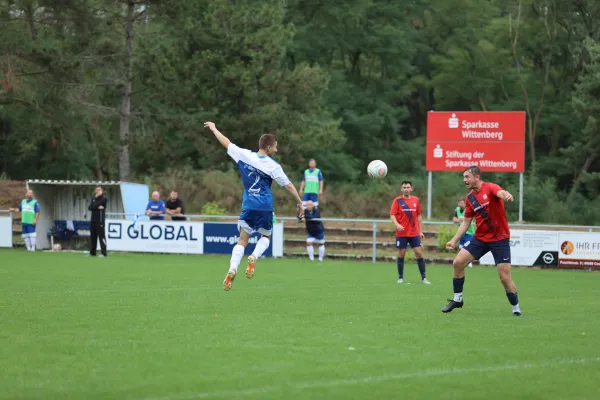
[{"left": 1, "top": 249, "right": 599, "bottom": 400}]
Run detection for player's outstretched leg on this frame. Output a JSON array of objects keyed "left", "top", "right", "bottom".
[
  {"left": 224, "top": 230, "right": 250, "bottom": 291},
  {"left": 247, "top": 235, "right": 270, "bottom": 279},
  {"left": 498, "top": 263, "right": 521, "bottom": 316},
  {"left": 442, "top": 249, "right": 474, "bottom": 313}
]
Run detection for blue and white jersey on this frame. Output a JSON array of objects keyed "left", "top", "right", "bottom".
[{"left": 228, "top": 143, "right": 291, "bottom": 212}]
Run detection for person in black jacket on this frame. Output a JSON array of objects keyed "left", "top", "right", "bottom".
[{"left": 88, "top": 186, "right": 108, "bottom": 257}]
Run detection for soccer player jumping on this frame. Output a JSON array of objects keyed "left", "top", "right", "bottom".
[
  {"left": 204, "top": 122, "right": 304, "bottom": 291},
  {"left": 442, "top": 166, "right": 522, "bottom": 316}
]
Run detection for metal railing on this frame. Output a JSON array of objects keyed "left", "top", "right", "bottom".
[
  {"left": 4, "top": 210, "right": 599, "bottom": 262},
  {"left": 104, "top": 213, "right": 600, "bottom": 263}
]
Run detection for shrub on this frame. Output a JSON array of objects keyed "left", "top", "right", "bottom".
[
  {"left": 201, "top": 201, "right": 228, "bottom": 216},
  {"left": 436, "top": 225, "right": 457, "bottom": 252}
]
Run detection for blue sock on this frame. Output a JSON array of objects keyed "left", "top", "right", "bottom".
[
  {"left": 506, "top": 292, "right": 519, "bottom": 306},
  {"left": 453, "top": 277, "right": 465, "bottom": 294},
  {"left": 417, "top": 258, "right": 426, "bottom": 279},
  {"left": 397, "top": 258, "right": 405, "bottom": 279}
]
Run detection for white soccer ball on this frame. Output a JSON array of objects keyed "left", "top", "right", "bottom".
[
  {"left": 53, "top": 243, "right": 62, "bottom": 251},
  {"left": 367, "top": 160, "right": 388, "bottom": 179}
]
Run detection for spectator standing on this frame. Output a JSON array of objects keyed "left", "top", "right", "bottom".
[
  {"left": 9, "top": 189, "right": 40, "bottom": 252},
  {"left": 88, "top": 186, "right": 108, "bottom": 257},
  {"left": 299, "top": 159, "right": 324, "bottom": 207}
]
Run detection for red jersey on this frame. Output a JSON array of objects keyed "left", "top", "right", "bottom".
[
  {"left": 390, "top": 196, "right": 422, "bottom": 237},
  {"left": 464, "top": 182, "right": 510, "bottom": 242}
]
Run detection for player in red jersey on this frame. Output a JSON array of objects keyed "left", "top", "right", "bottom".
[
  {"left": 390, "top": 181, "right": 431, "bottom": 284},
  {"left": 442, "top": 166, "right": 521, "bottom": 316}
]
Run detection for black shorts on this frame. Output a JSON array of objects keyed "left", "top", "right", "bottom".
[{"left": 464, "top": 237, "right": 511, "bottom": 265}]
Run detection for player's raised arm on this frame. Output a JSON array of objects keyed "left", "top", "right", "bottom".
[
  {"left": 204, "top": 122, "right": 231, "bottom": 149},
  {"left": 496, "top": 190, "right": 514, "bottom": 202}
]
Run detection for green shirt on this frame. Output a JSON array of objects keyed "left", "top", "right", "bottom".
[
  {"left": 455, "top": 206, "right": 475, "bottom": 235},
  {"left": 20, "top": 199, "right": 39, "bottom": 225},
  {"left": 303, "top": 168, "right": 322, "bottom": 194}
]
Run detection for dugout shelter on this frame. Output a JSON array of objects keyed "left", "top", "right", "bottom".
[{"left": 25, "top": 180, "right": 149, "bottom": 249}]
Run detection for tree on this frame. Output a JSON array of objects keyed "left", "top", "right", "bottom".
[{"left": 569, "top": 38, "right": 600, "bottom": 201}]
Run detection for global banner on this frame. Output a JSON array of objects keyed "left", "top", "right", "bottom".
[
  {"left": 426, "top": 111, "right": 526, "bottom": 173},
  {"left": 558, "top": 232, "right": 600, "bottom": 269},
  {"left": 106, "top": 219, "right": 203, "bottom": 254}
]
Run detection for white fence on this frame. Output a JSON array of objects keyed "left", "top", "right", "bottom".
[{"left": 0, "top": 210, "right": 12, "bottom": 248}]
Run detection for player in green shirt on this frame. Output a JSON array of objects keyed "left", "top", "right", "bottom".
[
  {"left": 9, "top": 189, "right": 40, "bottom": 252},
  {"left": 453, "top": 198, "right": 475, "bottom": 267}
]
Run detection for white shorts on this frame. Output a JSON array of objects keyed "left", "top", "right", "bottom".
[{"left": 307, "top": 235, "right": 325, "bottom": 245}]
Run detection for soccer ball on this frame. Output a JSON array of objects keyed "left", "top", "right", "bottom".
[
  {"left": 53, "top": 243, "right": 62, "bottom": 251},
  {"left": 367, "top": 160, "right": 388, "bottom": 179}
]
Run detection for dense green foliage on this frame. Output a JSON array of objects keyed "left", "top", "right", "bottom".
[{"left": 1, "top": 0, "right": 599, "bottom": 223}]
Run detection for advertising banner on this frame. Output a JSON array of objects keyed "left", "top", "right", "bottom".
[
  {"left": 558, "top": 232, "right": 600, "bottom": 269},
  {"left": 106, "top": 219, "right": 203, "bottom": 254},
  {"left": 0, "top": 216, "right": 12, "bottom": 248},
  {"left": 479, "top": 230, "right": 559, "bottom": 267},
  {"left": 203, "top": 222, "right": 277, "bottom": 257},
  {"left": 426, "top": 111, "right": 526, "bottom": 173}
]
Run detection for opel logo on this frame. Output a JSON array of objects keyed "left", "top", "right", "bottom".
[{"left": 542, "top": 253, "right": 554, "bottom": 264}]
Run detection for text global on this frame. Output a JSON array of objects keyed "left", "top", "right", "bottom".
[{"left": 127, "top": 224, "right": 199, "bottom": 241}]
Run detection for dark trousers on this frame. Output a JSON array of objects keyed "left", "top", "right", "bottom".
[{"left": 90, "top": 221, "right": 107, "bottom": 256}]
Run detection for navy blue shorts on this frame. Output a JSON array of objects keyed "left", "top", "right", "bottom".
[
  {"left": 302, "top": 193, "right": 319, "bottom": 205},
  {"left": 238, "top": 210, "right": 273, "bottom": 236},
  {"left": 396, "top": 236, "right": 421, "bottom": 249},
  {"left": 459, "top": 233, "right": 473, "bottom": 248},
  {"left": 464, "top": 237, "right": 511, "bottom": 265},
  {"left": 22, "top": 224, "right": 36, "bottom": 238}
]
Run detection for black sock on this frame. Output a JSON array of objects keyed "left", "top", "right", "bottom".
[
  {"left": 506, "top": 292, "right": 519, "bottom": 306},
  {"left": 397, "top": 258, "right": 405, "bottom": 279},
  {"left": 417, "top": 258, "right": 426, "bottom": 279},
  {"left": 453, "top": 277, "right": 465, "bottom": 294}
]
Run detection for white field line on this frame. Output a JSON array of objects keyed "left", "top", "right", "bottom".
[{"left": 142, "top": 356, "right": 600, "bottom": 400}]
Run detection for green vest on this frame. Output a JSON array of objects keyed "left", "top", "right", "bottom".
[
  {"left": 456, "top": 206, "right": 475, "bottom": 235},
  {"left": 21, "top": 199, "right": 38, "bottom": 225},
  {"left": 303, "top": 168, "right": 321, "bottom": 194}
]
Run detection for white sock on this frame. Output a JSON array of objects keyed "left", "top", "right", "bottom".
[
  {"left": 318, "top": 245, "right": 325, "bottom": 261},
  {"left": 307, "top": 246, "right": 314, "bottom": 261},
  {"left": 30, "top": 236, "right": 36, "bottom": 251},
  {"left": 512, "top": 304, "right": 521, "bottom": 313},
  {"left": 453, "top": 293, "right": 463, "bottom": 302},
  {"left": 252, "top": 237, "right": 270, "bottom": 259},
  {"left": 229, "top": 244, "right": 245, "bottom": 273},
  {"left": 24, "top": 237, "right": 32, "bottom": 250}
]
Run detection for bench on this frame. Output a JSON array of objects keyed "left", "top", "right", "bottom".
[{"left": 52, "top": 220, "right": 91, "bottom": 240}]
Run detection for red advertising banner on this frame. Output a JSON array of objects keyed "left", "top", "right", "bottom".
[{"left": 426, "top": 111, "right": 526, "bottom": 172}]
